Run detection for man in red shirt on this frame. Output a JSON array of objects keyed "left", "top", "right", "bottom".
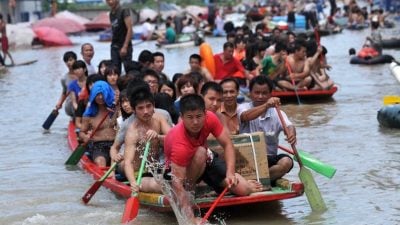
[
  {"left": 214, "top": 42, "right": 249, "bottom": 81},
  {"left": 164, "top": 94, "right": 252, "bottom": 224}
]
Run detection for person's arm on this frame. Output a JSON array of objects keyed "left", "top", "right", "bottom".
[
  {"left": 158, "top": 116, "right": 172, "bottom": 143},
  {"left": 124, "top": 124, "right": 140, "bottom": 193},
  {"left": 239, "top": 98, "right": 281, "bottom": 122},
  {"left": 69, "top": 91, "right": 78, "bottom": 111},
  {"left": 216, "top": 128, "right": 236, "bottom": 182},
  {"left": 121, "top": 10, "right": 133, "bottom": 56},
  {"left": 79, "top": 117, "right": 91, "bottom": 143},
  {"left": 292, "top": 60, "right": 311, "bottom": 80},
  {"left": 201, "top": 67, "right": 214, "bottom": 81}
]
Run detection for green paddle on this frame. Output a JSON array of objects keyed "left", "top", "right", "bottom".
[
  {"left": 65, "top": 112, "right": 110, "bottom": 165},
  {"left": 276, "top": 106, "right": 327, "bottom": 212},
  {"left": 278, "top": 145, "right": 336, "bottom": 179},
  {"left": 121, "top": 141, "right": 151, "bottom": 223}
]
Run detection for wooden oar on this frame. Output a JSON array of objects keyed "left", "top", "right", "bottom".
[
  {"left": 278, "top": 145, "right": 336, "bottom": 179},
  {"left": 81, "top": 162, "right": 118, "bottom": 204},
  {"left": 121, "top": 141, "right": 151, "bottom": 223},
  {"left": 65, "top": 112, "right": 110, "bottom": 165},
  {"left": 383, "top": 95, "right": 400, "bottom": 105},
  {"left": 5, "top": 59, "right": 38, "bottom": 67},
  {"left": 276, "top": 106, "right": 327, "bottom": 212},
  {"left": 201, "top": 187, "right": 228, "bottom": 224},
  {"left": 285, "top": 59, "right": 301, "bottom": 105},
  {"left": 42, "top": 92, "right": 69, "bottom": 130}
]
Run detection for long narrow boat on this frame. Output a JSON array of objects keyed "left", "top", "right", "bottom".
[
  {"left": 67, "top": 122, "right": 304, "bottom": 211},
  {"left": 271, "top": 86, "right": 338, "bottom": 102}
]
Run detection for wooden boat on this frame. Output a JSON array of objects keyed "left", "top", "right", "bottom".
[
  {"left": 67, "top": 122, "right": 304, "bottom": 211},
  {"left": 377, "top": 104, "right": 400, "bottom": 128},
  {"left": 390, "top": 62, "right": 400, "bottom": 84},
  {"left": 271, "top": 86, "right": 338, "bottom": 102}
]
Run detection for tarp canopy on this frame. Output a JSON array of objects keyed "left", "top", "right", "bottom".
[
  {"left": 33, "top": 17, "right": 86, "bottom": 34},
  {"left": 55, "top": 10, "right": 90, "bottom": 25},
  {"left": 85, "top": 12, "right": 110, "bottom": 31},
  {"left": 33, "top": 26, "right": 72, "bottom": 46}
]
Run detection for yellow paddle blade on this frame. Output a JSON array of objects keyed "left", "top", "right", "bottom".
[{"left": 383, "top": 95, "right": 400, "bottom": 105}]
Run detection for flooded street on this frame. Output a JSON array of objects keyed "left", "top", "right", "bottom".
[{"left": 0, "top": 25, "right": 399, "bottom": 225}]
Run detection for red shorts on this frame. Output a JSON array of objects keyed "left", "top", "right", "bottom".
[{"left": 2, "top": 36, "right": 9, "bottom": 52}]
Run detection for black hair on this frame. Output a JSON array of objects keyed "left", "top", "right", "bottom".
[
  {"left": 129, "top": 85, "right": 154, "bottom": 109},
  {"left": 119, "top": 89, "right": 132, "bottom": 120},
  {"left": 200, "top": 81, "right": 223, "bottom": 96},
  {"left": 63, "top": 51, "right": 77, "bottom": 62},
  {"left": 104, "top": 64, "right": 121, "bottom": 78},
  {"left": 72, "top": 60, "right": 88, "bottom": 77},
  {"left": 275, "top": 41, "right": 287, "bottom": 53},
  {"left": 349, "top": 48, "right": 356, "bottom": 55},
  {"left": 223, "top": 41, "right": 235, "bottom": 50},
  {"left": 158, "top": 79, "right": 177, "bottom": 101},
  {"left": 172, "top": 73, "right": 184, "bottom": 84},
  {"left": 220, "top": 78, "right": 240, "bottom": 91},
  {"left": 138, "top": 50, "right": 154, "bottom": 64},
  {"left": 249, "top": 75, "right": 274, "bottom": 93},
  {"left": 153, "top": 51, "right": 165, "bottom": 59},
  {"left": 189, "top": 53, "right": 202, "bottom": 62},
  {"left": 86, "top": 74, "right": 105, "bottom": 92},
  {"left": 97, "top": 59, "right": 112, "bottom": 75},
  {"left": 142, "top": 68, "right": 160, "bottom": 82},
  {"left": 117, "top": 73, "right": 135, "bottom": 91},
  {"left": 154, "top": 92, "right": 179, "bottom": 124},
  {"left": 180, "top": 94, "right": 205, "bottom": 115}
]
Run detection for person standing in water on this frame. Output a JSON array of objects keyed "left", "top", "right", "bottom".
[{"left": 0, "top": 13, "right": 14, "bottom": 66}]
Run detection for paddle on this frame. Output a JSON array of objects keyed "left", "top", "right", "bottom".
[
  {"left": 201, "top": 187, "right": 228, "bottom": 224},
  {"left": 82, "top": 162, "right": 118, "bottom": 204},
  {"left": 286, "top": 59, "right": 301, "bottom": 104},
  {"left": 383, "top": 95, "right": 400, "bottom": 105},
  {"left": 65, "top": 112, "right": 110, "bottom": 165},
  {"left": 121, "top": 141, "right": 151, "bottom": 223},
  {"left": 276, "top": 106, "right": 327, "bottom": 212},
  {"left": 5, "top": 59, "right": 38, "bottom": 67},
  {"left": 278, "top": 145, "right": 336, "bottom": 179},
  {"left": 42, "top": 92, "right": 69, "bottom": 130}
]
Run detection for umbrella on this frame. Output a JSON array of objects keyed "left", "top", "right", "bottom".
[
  {"left": 55, "top": 10, "right": 90, "bottom": 25},
  {"left": 85, "top": 12, "right": 110, "bottom": 31},
  {"left": 33, "top": 17, "right": 86, "bottom": 34},
  {"left": 32, "top": 26, "right": 72, "bottom": 46}
]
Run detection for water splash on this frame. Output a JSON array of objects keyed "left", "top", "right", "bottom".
[{"left": 147, "top": 162, "right": 226, "bottom": 225}]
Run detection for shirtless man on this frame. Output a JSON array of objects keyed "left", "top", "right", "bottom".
[
  {"left": 307, "top": 45, "right": 334, "bottom": 90},
  {"left": 186, "top": 54, "right": 213, "bottom": 82},
  {"left": 80, "top": 81, "right": 117, "bottom": 167},
  {"left": 124, "top": 85, "right": 171, "bottom": 193},
  {"left": 285, "top": 40, "right": 312, "bottom": 90}
]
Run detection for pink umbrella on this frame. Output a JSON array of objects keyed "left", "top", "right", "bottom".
[
  {"left": 33, "top": 17, "right": 86, "bottom": 34},
  {"left": 32, "top": 26, "right": 72, "bottom": 46},
  {"left": 85, "top": 12, "right": 110, "bottom": 31}
]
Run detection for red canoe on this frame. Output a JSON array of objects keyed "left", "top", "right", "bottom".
[
  {"left": 67, "top": 122, "right": 304, "bottom": 211},
  {"left": 272, "top": 86, "right": 338, "bottom": 102}
]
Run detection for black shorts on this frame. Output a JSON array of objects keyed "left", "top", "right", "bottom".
[
  {"left": 200, "top": 151, "right": 227, "bottom": 194},
  {"left": 267, "top": 154, "right": 294, "bottom": 172},
  {"left": 87, "top": 141, "right": 113, "bottom": 166}
]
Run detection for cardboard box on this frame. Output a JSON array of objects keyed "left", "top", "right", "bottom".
[{"left": 207, "top": 132, "right": 270, "bottom": 186}]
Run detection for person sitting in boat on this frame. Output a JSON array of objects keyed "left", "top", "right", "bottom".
[
  {"left": 213, "top": 41, "right": 250, "bottom": 83},
  {"left": 67, "top": 60, "right": 89, "bottom": 118},
  {"left": 185, "top": 53, "right": 214, "bottom": 82},
  {"left": 260, "top": 41, "right": 288, "bottom": 90},
  {"left": 80, "top": 80, "right": 117, "bottom": 168},
  {"left": 156, "top": 22, "right": 176, "bottom": 45},
  {"left": 56, "top": 51, "right": 77, "bottom": 118},
  {"left": 357, "top": 40, "right": 380, "bottom": 59},
  {"left": 181, "top": 18, "right": 196, "bottom": 34},
  {"left": 141, "top": 18, "right": 155, "bottom": 41},
  {"left": 202, "top": 82, "right": 266, "bottom": 192},
  {"left": 238, "top": 76, "right": 295, "bottom": 185},
  {"left": 124, "top": 84, "right": 171, "bottom": 194},
  {"left": 164, "top": 94, "right": 254, "bottom": 224},
  {"left": 283, "top": 40, "right": 313, "bottom": 91},
  {"left": 219, "top": 78, "right": 241, "bottom": 135},
  {"left": 306, "top": 43, "right": 335, "bottom": 90}
]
